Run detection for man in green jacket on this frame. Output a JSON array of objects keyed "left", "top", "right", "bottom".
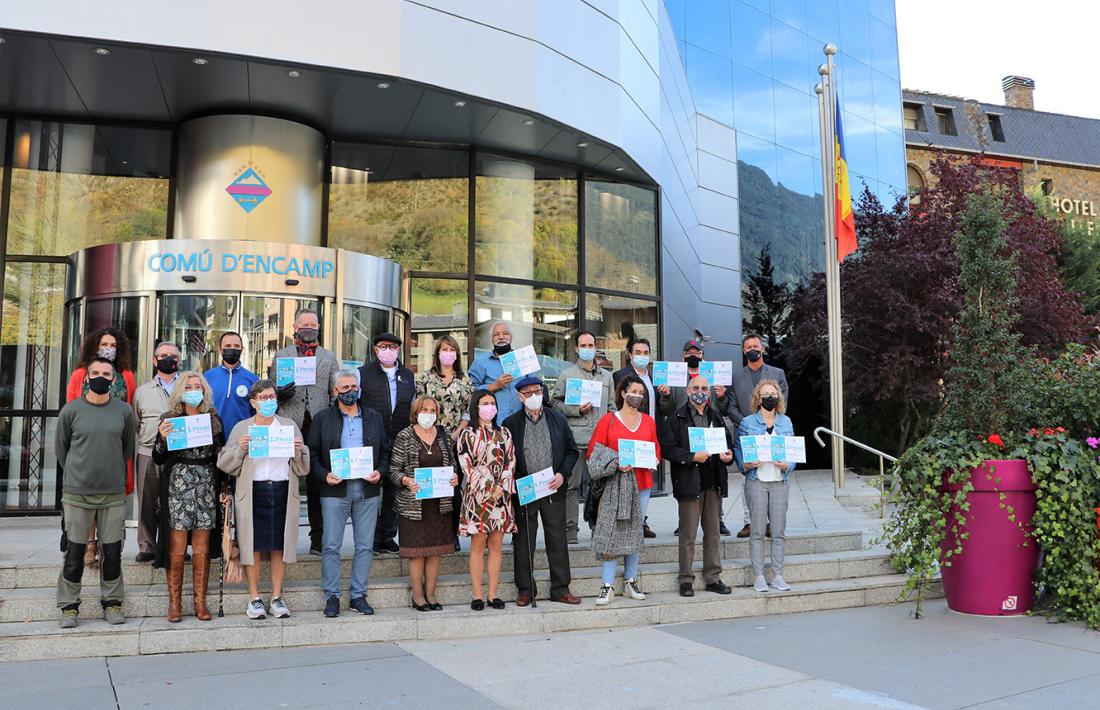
[{"left": 55, "top": 357, "right": 137, "bottom": 628}]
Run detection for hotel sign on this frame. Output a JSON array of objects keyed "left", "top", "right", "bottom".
[{"left": 1049, "top": 196, "right": 1098, "bottom": 235}]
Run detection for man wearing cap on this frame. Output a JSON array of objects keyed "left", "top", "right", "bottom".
[
  {"left": 357, "top": 332, "right": 416, "bottom": 555},
  {"left": 468, "top": 320, "right": 521, "bottom": 425},
  {"left": 504, "top": 375, "right": 582, "bottom": 606}
]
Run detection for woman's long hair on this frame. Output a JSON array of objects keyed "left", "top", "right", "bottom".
[
  {"left": 430, "top": 334, "right": 465, "bottom": 378},
  {"left": 166, "top": 371, "right": 216, "bottom": 418},
  {"left": 79, "top": 326, "right": 132, "bottom": 372}
]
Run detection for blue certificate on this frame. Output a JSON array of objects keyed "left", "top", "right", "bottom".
[
  {"left": 618, "top": 439, "right": 658, "bottom": 469},
  {"left": 166, "top": 414, "right": 214, "bottom": 451},
  {"left": 414, "top": 466, "right": 455, "bottom": 500},
  {"left": 275, "top": 358, "right": 295, "bottom": 387},
  {"left": 516, "top": 467, "right": 555, "bottom": 506}
]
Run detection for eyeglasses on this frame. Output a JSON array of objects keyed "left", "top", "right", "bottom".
[
  {"left": 254, "top": 394, "right": 277, "bottom": 402},
  {"left": 376, "top": 344, "right": 399, "bottom": 351},
  {"left": 336, "top": 386, "right": 359, "bottom": 393}
]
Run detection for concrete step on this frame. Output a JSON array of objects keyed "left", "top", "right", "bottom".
[
  {"left": 0, "top": 530, "right": 864, "bottom": 589},
  {"left": 0, "top": 574, "right": 944, "bottom": 662},
  {"left": 0, "top": 549, "right": 892, "bottom": 623}
]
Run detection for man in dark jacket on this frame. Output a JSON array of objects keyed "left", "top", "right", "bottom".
[
  {"left": 660, "top": 375, "right": 735, "bottom": 598},
  {"left": 504, "top": 375, "right": 582, "bottom": 606},
  {"left": 357, "top": 332, "right": 415, "bottom": 555},
  {"left": 307, "top": 369, "right": 391, "bottom": 617}
]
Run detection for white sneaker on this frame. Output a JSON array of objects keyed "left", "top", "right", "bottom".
[
  {"left": 624, "top": 578, "right": 646, "bottom": 600},
  {"left": 770, "top": 575, "right": 791, "bottom": 592},
  {"left": 247, "top": 598, "right": 267, "bottom": 619},
  {"left": 596, "top": 584, "right": 614, "bottom": 606},
  {"left": 753, "top": 575, "right": 770, "bottom": 593},
  {"left": 269, "top": 597, "right": 291, "bottom": 618}
]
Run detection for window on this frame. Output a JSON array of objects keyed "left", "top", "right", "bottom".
[
  {"left": 585, "top": 180, "right": 657, "bottom": 295},
  {"left": 474, "top": 282, "right": 576, "bottom": 388},
  {"left": 902, "top": 103, "right": 926, "bottom": 131},
  {"left": 906, "top": 164, "right": 925, "bottom": 197},
  {"left": 933, "top": 107, "right": 957, "bottom": 136},
  {"left": 583, "top": 293, "right": 659, "bottom": 372},
  {"left": 1040, "top": 178, "right": 1054, "bottom": 196},
  {"left": 410, "top": 278, "right": 468, "bottom": 374},
  {"left": 987, "top": 114, "right": 1005, "bottom": 142}
]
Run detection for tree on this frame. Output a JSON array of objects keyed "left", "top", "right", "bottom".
[{"left": 742, "top": 244, "right": 793, "bottom": 358}]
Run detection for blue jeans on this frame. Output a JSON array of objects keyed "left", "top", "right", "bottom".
[
  {"left": 601, "top": 488, "right": 651, "bottom": 585},
  {"left": 320, "top": 481, "right": 380, "bottom": 599}
]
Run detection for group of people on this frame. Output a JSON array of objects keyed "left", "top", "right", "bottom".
[{"left": 54, "top": 312, "right": 797, "bottom": 628}]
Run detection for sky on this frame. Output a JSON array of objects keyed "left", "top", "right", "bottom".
[{"left": 895, "top": 0, "right": 1100, "bottom": 119}]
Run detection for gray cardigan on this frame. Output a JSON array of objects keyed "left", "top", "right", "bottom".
[{"left": 588, "top": 442, "right": 644, "bottom": 560}]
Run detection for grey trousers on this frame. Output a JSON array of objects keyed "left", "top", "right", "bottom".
[
  {"left": 564, "top": 452, "right": 589, "bottom": 540},
  {"left": 677, "top": 489, "right": 723, "bottom": 585},
  {"left": 135, "top": 453, "right": 159, "bottom": 554},
  {"left": 58, "top": 502, "right": 126, "bottom": 608},
  {"left": 747, "top": 478, "right": 789, "bottom": 577}
]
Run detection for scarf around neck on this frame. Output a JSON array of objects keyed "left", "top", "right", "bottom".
[{"left": 294, "top": 337, "right": 318, "bottom": 357}]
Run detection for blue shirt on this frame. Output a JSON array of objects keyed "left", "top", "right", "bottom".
[
  {"left": 382, "top": 364, "right": 398, "bottom": 412},
  {"left": 734, "top": 412, "right": 797, "bottom": 481},
  {"left": 341, "top": 408, "right": 363, "bottom": 450},
  {"left": 468, "top": 352, "right": 520, "bottom": 425},
  {"left": 204, "top": 363, "right": 258, "bottom": 437}
]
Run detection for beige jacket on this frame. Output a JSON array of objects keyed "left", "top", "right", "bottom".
[
  {"left": 217, "top": 415, "right": 310, "bottom": 566},
  {"left": 132, "top": 376, "right": 176, "bottom": 454}
]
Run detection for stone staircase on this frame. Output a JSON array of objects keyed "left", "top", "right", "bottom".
[{"left": 0, "top": 530, "right": 941, "bottom": 661}]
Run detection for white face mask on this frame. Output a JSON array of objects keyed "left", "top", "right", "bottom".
[
  {"left": 417, "top": 412, "right": 437, "bottom": 429},
  {"left": 523, "top": 393, "right": 543, "bottom": 411}
]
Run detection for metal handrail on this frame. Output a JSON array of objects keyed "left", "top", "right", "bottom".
[{"left": 813, "top": 427, "right": 897, "bottom": 519}]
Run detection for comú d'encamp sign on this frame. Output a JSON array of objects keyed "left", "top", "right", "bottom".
[{"left": 146, "top": 249, "right": 335, "bottom": 279}]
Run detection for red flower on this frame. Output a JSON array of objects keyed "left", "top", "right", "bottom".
[
  {"left": 987, "top": 434, "right": 1004, "bottom": 447},
  {"left": 1044, "top": 428, "right": 1055, "bottom": 436},
  {"left": 1056, "top": 427, "right": 1066, "bottom": 433}
]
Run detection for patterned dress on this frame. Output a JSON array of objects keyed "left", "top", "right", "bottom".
[
  {"left": 456, "top": 425, "right": 517, "bottom": 535},
  {"left": 416, "top": 369, "right": 474, "bottom": 431},
  {"left": 152, "top": 412, "right": 225, "bottom": 530}
]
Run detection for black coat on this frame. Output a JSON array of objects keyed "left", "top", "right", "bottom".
[
  {"left": 503, "top": 407, "right": 580, "bottom": 502},
  {"left": 659, "top": 402, "right": 734, "bottom": 501},
  {"left": 306, "top": 403, "right": 391, "bottom": 498},
  {"left": 357, "top": 359, "right": 416, "bottom": 440}
]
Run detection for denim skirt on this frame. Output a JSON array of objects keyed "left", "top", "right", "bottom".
[{"left": 252, "top": 480, "right": 289, "bottom": 552}]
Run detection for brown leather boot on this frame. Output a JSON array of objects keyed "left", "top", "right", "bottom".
[
  {"left": 192, "top": 551, "right": 211, "bottom": 620},
  {"left": 166, "top": 552, "right": 185, "bottom": 622}
]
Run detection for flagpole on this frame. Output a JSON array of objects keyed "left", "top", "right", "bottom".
[{"left": 818, "top": 44, "right": 846, "bottom": 493}]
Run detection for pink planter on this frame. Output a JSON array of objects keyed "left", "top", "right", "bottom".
[{"left": 940, "top": 459, "right": 1038, "bottom": 615}]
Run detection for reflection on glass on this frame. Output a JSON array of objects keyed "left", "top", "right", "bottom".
[
  {"left": 869, "top": 16, "right": 900, "bottom": 77},
  {"left": 770, "top": 17, "right": 811, "bottom": 94},
  {"left": 474, "top": 281, "right": 576, "bottom": 388},
  {"left": 0, "top": 263, "right": 65, "bottom": 410},
  {"left": 475, "top": 155, "right": 578, "bottom": 284},
  {"left": 839, "top": 0, "right": 872, "bottom": 66},
  {"left": 328, "top": 144, "right": 468, "bottom": 272},
  {"left": 342, "top": 304, "right": 392, "bottom": 369},
  {"left": 410, "top": 278, "right": 468, "bottom": 375},
  {"left": 1, "top": 416, "right": 58, "bottom": 511},
  {"left": 730, "top": 1, "right": 772, "bottom": 76},
  {"left": 685, "top": 45, "right": 734, "bottom": 126},
  {"left": 585, "top": 181, "right": 657, "bottom": 295},
  {"left": 685, "top": 0, "right": 731, "bottom": 59},
  {"left": 770, "top": 0, "right": 807, "bottom": 32},
  {"left": 7, "top": 121, "right": 169, "bottom": 256},
  {"left": 733, "top": 63, "right": 776, "bottom": 141},
  {"left": 240, "top": 297, "right": 323, "bottom": 378},
  {"left": 85, "top": 297, "right": 145, "bottom": 377},
  {"left": 158, "top": 295, "right": 239, "bottom": 373},
  {"left": 773, "top": 81, "right": 816, "bottom": 157},
  {"left": 584, "top": 293, "right": 660, "bottom": 372}
]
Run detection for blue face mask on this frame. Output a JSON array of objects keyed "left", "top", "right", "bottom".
[
  {"left": 632, "top": 355, "right": 650, "bottom": 369},
  {"left": 578, "top": 347, "right": 596, "bottom": 362},
  {"left": 182, "top": 391, "right": 204, "bottom": 407},
  {"left": 257, "top": 399, "right": 278, "bottom": 418}
]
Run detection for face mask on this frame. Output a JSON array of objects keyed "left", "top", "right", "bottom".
[
  {"left": 88, "top": 376, "right": 112, "bottom": 395},
  {"left": 746, "top": 349, "right": 763, "bottom": 363},
  {"left": 296, "top": 328, "right": 319, "bottom": 343},
  {"left": 337, "top": 390, "right": 359, "bottom": 406},
  {"left": 377, "top": 348, "right": 399, "bottom": 367},
  {"left": 523, "top": 393, "right": 543, "bottom": 411},
  {"left": 578, "top": 347, "right": 596, "bottom": 362},
  {"left": 222, "top": 348, "right": 242, "bottom": 365},
  {"left": 632, "top": 355, "right": 650, "bottom": 369},
  {"left": 439, "top": 350, "right": 458, "bottom": 367},
  {"left": 182, "top": 391, "right": 204, "bottom": 407},
  {"left": 478, "top": 404, "right": 498, "bottom": 422},
  {"left": 685, "top": 355, "right": 702, "bottom": 369},
  {"left": 156, "top": 357, "right": 178, "bottom": 375},
  {"left": 417, "top": 412, "right": 437, "bottom": 429},
  {"left": 97, "top": 346, "right": 117, "bottom": 362},
  {"left": 689, "top": 390, "right": 709, "bottom": 406},
  {"left": 624, "top": 393, "right": 644, "bottom": 409},
  {"left": 257, "top": 399, "right": 278, "bottom": 418},
  {"left": 760, "top": 396, "right": 779, "bottom": 412},
  {"left": 493, "top": 342, "right": 512, "bottom": 356}
]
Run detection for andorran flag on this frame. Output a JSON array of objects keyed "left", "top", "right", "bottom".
[{"left": 834, "top": 97, "right": 857, "bottom": 262}]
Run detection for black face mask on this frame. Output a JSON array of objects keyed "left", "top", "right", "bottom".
[
  {"left": 685, "top": 355, "right": 702, "bottom": 369},
  {"left": 155, "top": 357, "right": 178, "bottom": 375},
  {"left": 760, "top": 396, "right": 779, "bottom": 412},
  {"left": 493, "top": 342, "right": 512, "bottom": 356},
  {"left": 296, "top": 328, "right": 319, "bottom": 343},
  {"left": 746, "top": 349, "right": 763, "bottom": 363},
  {"left": 88, "top": 376, "right": 112, "bottom": 395},
  {"left": 222, "top": 348, "right": 242, "bottom": 365}
]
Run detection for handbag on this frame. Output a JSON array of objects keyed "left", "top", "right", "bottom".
[{"left": 220, "top": 497, "right": 243, "bottom": 584}]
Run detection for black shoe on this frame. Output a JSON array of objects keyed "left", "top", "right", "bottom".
[
  {"left": 720, "top": 522, "right": 731, "bottom": 536},
  {"left": 454, "top": 536, "right": 461, "bottom": 552},
  {"left": 323, "top": 595, "right": 340, "bottom": 618},
  {"left": 643, "top": 524, "right": 656, "bottom": 539},
  {"left": 679, "top": 583, "right": 694, "bottom": 597},
  {"left": 674, "top": 527, "right": 680, "bottom": 535},
  {"left": 489, "top": 598, "right": 505, "bottom": 609},
  {"left": 350, "top": 596, "right": 374, "bottom": 615},
  {"left": 411, "top": 599, "right": 431, "bottom": 612},
  {"left": 705, "top": 580, "right": 732, "bottom": 595},
  {"left": 134, "top": 552, "right": 155, "bottom": 563},
  {"left": 428, "top": 601, "right": 443, "bottom": 611},
  {"left": 310, "top": 545, "right": 323, "bottom": 556},
  {"left": 471, "top": 599, "right": 485, "bottom": 611},
  {"left": 374, "top": 540, "right": 400, "bottom": 555}
]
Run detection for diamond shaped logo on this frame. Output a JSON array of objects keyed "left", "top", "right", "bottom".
[{"left": 225, "top": 166, "right": 272, "bottom": 213}]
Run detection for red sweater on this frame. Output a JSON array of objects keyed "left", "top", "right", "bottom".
[{"left": 587, "top": 411, "right": 661, "bottom": 490}]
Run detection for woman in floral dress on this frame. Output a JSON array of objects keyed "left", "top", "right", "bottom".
[{"left": 456, "top": 389, "right": 516, "bottom": 610}]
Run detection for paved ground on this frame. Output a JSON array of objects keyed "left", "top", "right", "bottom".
[{"left": 7, "top": 598, "right": 1097, "bottom": 709}]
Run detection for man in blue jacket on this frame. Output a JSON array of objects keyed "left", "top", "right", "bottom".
[
  {"left": 468, "top": 321, "right": 521, "bottom": 425},
  {"left": 203, "top": 332, "right": 258, "bottom": 438}
]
